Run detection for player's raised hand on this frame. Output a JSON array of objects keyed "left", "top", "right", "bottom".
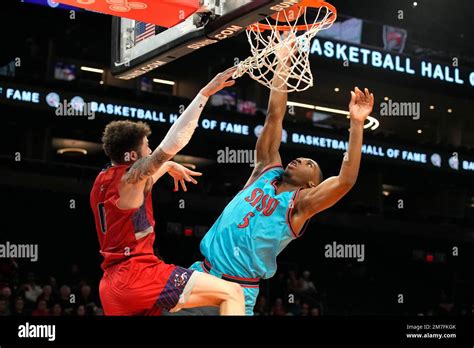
[
  {"left": 275, "top": 31, "right": 297, "bottom": 62},
  {"left": 167, "top": 162, "right": 202, "bottom": 192},
  {"left": 349, "top": 87, "right": 374, "bottom": 123},
  {"left": 200, "top": 66, "right": 238, "bottom": 97}
]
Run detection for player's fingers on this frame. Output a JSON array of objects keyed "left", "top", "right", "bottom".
[
  {"left": 187, "top": 170, "right": 203, "bottom": 177},
  {"left": 364, "top": 88, "right": 370, "bottom": 99},
  {"left": 189, "top": 176, "right": 198, "bottom": 185},
  {"left": 224, "top": 80, "right": 236, "bottom": 87},
  {"left": 180, "top": 179, "right": 187, "bottom": 192},
  {"left": 173, "top": 178, "right": 179, "bottom": 192},
  {"left": 222, "top": 66, "right": 238, "bottom": 77},
  {"left": 352, "top": 88, "right": 358, "bottom": 102},
  {"left": 370, "top": 93, "right": 374, "bottom": 105},
  {"left": 349, "top": 91, "right": 356, "bottom": 106},
  {"left": 221, "top": 73, "right": 236, "bottom": 83}
]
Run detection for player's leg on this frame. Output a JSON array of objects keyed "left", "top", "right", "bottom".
[
  {"left": 242, "top": 286, "right": 259, "bottom": 316},
  {"left": 176, "top": 271, "right": 245, "bottom": 315},
  {"left": 161, "top": 261, "right": 219, "bottom": 316},
  {"left": 166, "top": 277, "right": 258, "bottom": 316}
]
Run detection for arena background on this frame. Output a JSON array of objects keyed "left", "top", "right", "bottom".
[{"left": 0, "top": 0, "right": 473, "bottom": 321}]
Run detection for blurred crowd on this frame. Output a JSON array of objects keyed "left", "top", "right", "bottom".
[
  {"left": 254, "top": 269, "right": 323, "bottom": 316},
  {"left": 1, "top": 257, "right": 472, "bottom": 317},
  {"left": 0, "top": 258, "right": 102, "bottom": 316}
]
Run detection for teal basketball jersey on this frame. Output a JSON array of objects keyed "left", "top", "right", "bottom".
[{"left": 199, "top": 165, "right": 307, "bottom": 280}]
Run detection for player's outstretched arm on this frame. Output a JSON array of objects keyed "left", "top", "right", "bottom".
[
  {"left": 117, "top": 67, "right": 237, "bottom": 209},
  {"left": 246, "top": 40, "right": 293, "bottom": 185},
  {"left": 292, "top": 88, "right": 374, "bottom": 228}
]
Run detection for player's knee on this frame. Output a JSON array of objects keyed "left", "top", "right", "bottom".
[{"left": 226, "top": 282, "right": 244, "bottom": 302}]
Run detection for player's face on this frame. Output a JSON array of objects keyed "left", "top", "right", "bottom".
[
  {"left": 284, "top": 157, "right": 321, "bottom": 188},
  {"left": 138, "top": 136, "right": 152, "bottom": 159}
]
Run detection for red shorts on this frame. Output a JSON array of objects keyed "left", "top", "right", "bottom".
[{"left": 99, "top": 257, "right": 197, "bottom": 316}]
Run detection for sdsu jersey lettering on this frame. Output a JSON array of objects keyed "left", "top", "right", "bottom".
[
  {"left": 90, "top": 164, "right": 158, "bottom": 270},
  {"left": 199, "top": 165, "right": 307, "bottom": 280}
]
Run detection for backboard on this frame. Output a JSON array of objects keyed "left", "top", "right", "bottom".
[{"left": 111, "top": 0, "right": 306, "bottom": 80}]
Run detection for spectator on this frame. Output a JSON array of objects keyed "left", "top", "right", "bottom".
[
  {"left": 59, "top": 285, "right": 74, "bottom": 315},
  {"left": 51, "top": 303, "right": 62, "bottom": 316},
  {"left": 0, "top": 258, "right": 19, "bottom": 283},
  {"left": 299, "top": 270, "right": 317, "bottom": 294},
  {"left": 301, "top": 302, "right": 310, "bottom": 316},
  {"left": 78, "top": 284, "right": 97, "bottom": 315},
  {"left": 1, "top": 286, "right": 12, "bottom": 299},
  {"left": 0, "top": 296, "right": 11, "bottom": 316},
  {"left": 47, "top": 276, "right": 57, "bottom": 289},
  {"left": 38, "top": 285, "right": 55, "bottom": 307},
  {"left": 254, "top": 295, "right": 269, "bottom": 316},
  {"left": 23, "top": 273, "right": 42, "bottom": 303},
  {"left": 31, "top": 299, "right": 49, "bottom": 316},
  {"left": 270, "top": 298, "right": 286, "bottom": 316},
  {"left": 287, "top": 270, "right": 301, "bottom": 295},
  {"left": 93, "top": 307, "right": 104, "bottom": 316},
  {"left": 76, "top": 305, "right": 86, "bottom": 316},
  {"left": 437, "top": 290, "right": 455, "bottom": 316},
  {"left": 13, "top": 297, "right": 26, "bottom": 316},
  {"left": 287, "top": 297, "right": 302, "bottom": 316},
  {"left": 79, "top": 284, "right": 94, "bottom": 306}
]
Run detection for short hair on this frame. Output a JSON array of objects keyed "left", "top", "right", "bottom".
[
  {"left": 102, "top": 121, "right": 151, "bottom": 164},
  {"left": 310, "top": 160, "right": 323, "bottom": 185}
]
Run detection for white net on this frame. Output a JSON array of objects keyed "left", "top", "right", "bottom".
[{"left": 233, "top": 3, "right": 336, "bottom": 93}]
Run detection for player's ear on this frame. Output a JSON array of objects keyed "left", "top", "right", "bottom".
[
  {"left": 129, "top": 151, "right": 138, "bottom": 161},
  {"left": 308, "top": 181, "right": 316, "bottom": 188}
]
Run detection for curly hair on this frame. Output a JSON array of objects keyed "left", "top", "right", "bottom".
[{"left": 102, "top": 121, "right": 151, "bottom": 164}]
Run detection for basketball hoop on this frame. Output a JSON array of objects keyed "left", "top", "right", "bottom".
[{"left": 233, "top": 0, "right": 337, "bottom": 93}]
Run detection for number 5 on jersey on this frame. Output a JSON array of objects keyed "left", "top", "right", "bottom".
[{"left": 237, "top": 212, "right": 255, "bottom": 229}]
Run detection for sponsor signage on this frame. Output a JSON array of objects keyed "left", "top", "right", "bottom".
[
  {"left": 310, "top": 38, "right": 474, "bottom": 88},
  {"left": 0, "top": 83, "right": 472, "bottom": 173}
]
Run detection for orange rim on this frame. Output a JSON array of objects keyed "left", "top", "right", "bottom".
[{"left": 248, "top": 0, "right": 337, "bottom": 32}]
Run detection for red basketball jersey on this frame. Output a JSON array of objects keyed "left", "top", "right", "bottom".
[{"left": 90, "top": 164, "right": 159, "bottom": 270}]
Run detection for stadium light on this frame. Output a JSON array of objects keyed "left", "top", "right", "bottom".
[
  {"left": 57, "top": 147, "right": 87, "bottom": 155},
  {"left": 80, "top": 66, "right": 104, "bottom": 74},
  {"left": 153, "top": 78, "right": 175, "bottom": 86}
]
